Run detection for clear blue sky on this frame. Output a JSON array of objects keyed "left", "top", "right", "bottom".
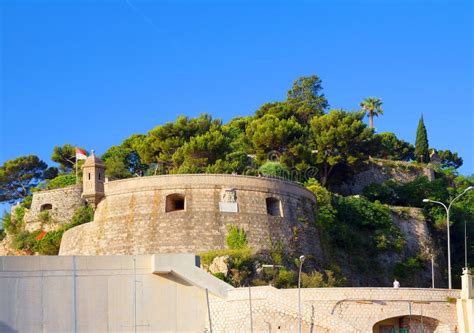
[{"left": 1, "top": 0, "right": 473, "bottom": 178}]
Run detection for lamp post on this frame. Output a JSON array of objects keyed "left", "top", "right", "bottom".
[
  {"left": 298, "top": 255, "right": 306, "bottom": 333},
  {"left": 423, "top": 186, "right": 473, "bottom": 289}
]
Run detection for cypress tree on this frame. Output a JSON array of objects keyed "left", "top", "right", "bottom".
[{"left": 415, "top": 115, "right": 429, "bottom": 163}]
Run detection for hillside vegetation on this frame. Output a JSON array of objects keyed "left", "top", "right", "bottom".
[{"left": 0, "top": 75, "right": 472, "bottom": 288}]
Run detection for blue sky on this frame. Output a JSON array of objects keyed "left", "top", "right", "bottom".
[{"left": 1, "top": 0, "right": 473, "bottom": 180}]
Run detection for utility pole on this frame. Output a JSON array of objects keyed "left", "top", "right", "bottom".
[
  {"left": 465, "top": 220, "right": 469, "bottom": 269},
  {"left": 298, "top": 255, "right": 306, "bottom": 333},
  {"left": 423, "top": 186, "right": 473, "bottom": 289},
  {"left": 431, "top": 254, "right": 435, "bottom": 288}
]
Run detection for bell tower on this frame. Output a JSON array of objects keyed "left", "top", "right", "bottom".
[{"left": 82, "top": 150, "right": 105, "bottom": 208}]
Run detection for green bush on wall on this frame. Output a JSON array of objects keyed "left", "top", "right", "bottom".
[
  {"left": 8, "top": 205, "right": 94, "bottom": 255},
  {"left": 226, "top": 224, "right": 248, "bottom": 250},
  {"left": 69, "top": 205, "right": 94, "bottom": 228},
  {"left": 2, "top": 206, "right": 26, "bottom": 236}
]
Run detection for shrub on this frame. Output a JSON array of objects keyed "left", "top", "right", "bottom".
[
  {"left": 22, "top": 196, "right": 33, "bottom": 209},
  {"left": 199, "top": 247, "right": 253, "bottom": 267},
  {"left": 69, "top": 205, "right": 94, "bottom": 228},
  {"left": 212, "top": 272, "right": 227, "bottom": 281},
  {"left": 301, "top": 270, "right": 346, "bottom": 288},
  {"left": 36, "top": 230, "right": 64, "bottom": 255},
  {"left": 44, "top": 174, "right": 76, "bottom": 190},
  {"left": 199, "top": 247, "right": 254, "bottom": 287},
  {"left": 9, "top": 228, "right": 64, "bottom": 255},
  {"left": 393, "top": 255, "right": 425, "bottom": 281},
  {"left": 38, "top": 210, "right": 53, "bottom": 225},
  {"left": 301, "top": 271, "right": 324, "bottom": 287},
  {"left": 327, "top": 195, "right": 404, "bottom": 254},
  {"left": 275, "top": 269, "right": 296, "bottom": 288},
  {"left": 3, "top": 206, "right": 26, "bottom": 236},
  {"left": 306, "top": 178, "right": 336, "bottom": 226},
  {"left": 334, "top": 196, "right": 392, "bottom": 229},
  {"left": 268, "top": 237, "right": 285, "bottom": 265},
  {"left": 11, "top": 230, "right": 40, "bottom": 252},
  {"left": 226, "top": 224, "right": 248, "bottom": 250},
  {"left": 2, "top": 212, "right": 12, "bottom": 235},
  {"left": 363, "top": 176, "right": 449, "bottom": 208},
  {"left": 362, "top": 182, "right": 397, "bottom": 204},
  {"left": 306, "top": 178, "right": 332, "bottom": 206},
  {"left": 258, "top": 161, "right": 290, "bottom": 179}
]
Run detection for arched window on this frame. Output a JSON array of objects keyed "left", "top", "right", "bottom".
[
  {"left": 40, "top": 203, "right": 52, "bottom": 211},
  {"left": 266, "top": 197, "right": 282, "bottom": 217},
  {"left": 166, "top": 194, "right": 185, "bottom": 212}
]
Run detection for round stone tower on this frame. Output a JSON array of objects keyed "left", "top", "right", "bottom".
[{"left": 81, "top": 150, "right": 105, "bottom": 208}]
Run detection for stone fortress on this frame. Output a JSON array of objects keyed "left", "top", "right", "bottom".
[
  {"left": 24, "top": 152, "right": 319, "bottom": 256},
  {"left": 4, "top": 152, "right": 474, "bottom": 332}
]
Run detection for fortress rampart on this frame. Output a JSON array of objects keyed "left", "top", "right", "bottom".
[
  {"left": 24, "top": 185, "right": 85, "bottom": 231},
  {"left": 59, "top": 174, "right": 319, "bottom": 256}
]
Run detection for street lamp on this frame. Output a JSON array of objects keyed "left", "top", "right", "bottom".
[
  {"left": 298, "top": 255, "right": 306, "bottom": 333},
  {"left": 423, "top": 186, "right": 473, "bottom": 289}
]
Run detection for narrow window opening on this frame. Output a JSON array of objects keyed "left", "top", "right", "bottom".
[
  {"left": 88, "top": 173, "right": 91, "bottom": 180},
  {"left": 266, "top": 197, "right": 282, "bottom": 217},
  {"left": 166, "top": 194, "right": 186, "bottom": 212},
  {"left": 98, "top": 173, "right": 101, "bottom": 180},
  {"left": 40, "top": 203, "right": 52, "bottom": 211}
]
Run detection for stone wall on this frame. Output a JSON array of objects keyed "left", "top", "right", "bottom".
[
  {"left": 209, "top": 286, "right": 460, "bottom": 332},
  {"left": 333, "top": 159, "right": 431, "bottom": 195},
  {"left": 60, "top": 174, "right": 319, "bottom": 257},
  {"left": 23, "top": 185, "right": 86, "bottom": 231}
]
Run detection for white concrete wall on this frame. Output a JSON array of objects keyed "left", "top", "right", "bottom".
[{"left": 0, "top": 255, "right": 208, "bottom": 332}]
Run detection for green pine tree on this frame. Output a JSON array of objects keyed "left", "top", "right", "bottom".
[{"left": 415, "top": 115, "right": 429, "bottom": 163}]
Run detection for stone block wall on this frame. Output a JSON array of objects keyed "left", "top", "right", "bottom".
[
  {"left": 24, "top": 185, "right": 86, "bottom": 231},
  {"left": 60, "top": 174, "right": 320, "bottom": 257},
  {"left": 208, "top": 286, "right": 460, "bottom": 332}
]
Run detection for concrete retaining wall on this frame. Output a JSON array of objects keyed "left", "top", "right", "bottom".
[{"left": 0, "top": 255, "right": 208, "bottom": 332}]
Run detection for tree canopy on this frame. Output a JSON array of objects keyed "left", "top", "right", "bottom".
[
  {"left": 51, "top": 144, "right": 76, "bottom": 173},
  {"left": 0, "top": 74, "right": 466, "bottom": 198},
  {"left": 373, "top": 132, "right": 415, "bottom": 161},
  {"left": 436, "top": 149, "right": 463, "bottom": 169},
  {"left": 0, "top": 155, "right": 48, "bottom": 203},
  {"left": 310, "top": 110, "right": 373, "bottom": 186}
]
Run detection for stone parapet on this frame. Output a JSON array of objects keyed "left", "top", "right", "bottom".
[
  {"left": 104, "top": 174, "right": 316, "bottom": 201},
  {"left": 209, "top": 286, "right": 460, "bottom": 332}
]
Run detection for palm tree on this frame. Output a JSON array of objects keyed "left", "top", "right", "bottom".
[{"left": 360, "top": 97, "right": 383, "bottom": 129}]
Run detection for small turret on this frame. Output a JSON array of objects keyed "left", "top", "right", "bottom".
[
  {"left": 82, "top": 150, "right": 105, "bottom": 208},
  {"left": 429, "top": 149, "right": 441, "bottom": 166}
]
